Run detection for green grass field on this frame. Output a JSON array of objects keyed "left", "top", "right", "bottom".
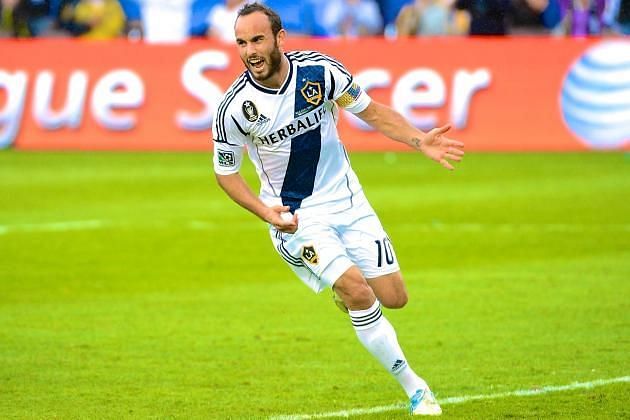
[{"left": 1, "top": 151, "right": 628, "bottom": 419}]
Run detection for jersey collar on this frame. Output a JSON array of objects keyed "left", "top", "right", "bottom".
[{"left": 245, "top": 53, "right": 293, "bottom": 95}]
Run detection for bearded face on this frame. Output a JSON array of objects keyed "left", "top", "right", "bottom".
[
  {"left": 243, "top": 38, "right": 282, "bottom": 83},
  {"left": 235, "top": 11, "right": 286, "bottom": 88}
]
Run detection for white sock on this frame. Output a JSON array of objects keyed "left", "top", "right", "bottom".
[{"left": 349, "top": 299, "right": 428, "bottom": 398}]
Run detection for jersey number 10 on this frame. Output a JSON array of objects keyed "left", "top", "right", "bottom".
[{"left": 375, "top": 238, "right": 394, "bottom": 267}]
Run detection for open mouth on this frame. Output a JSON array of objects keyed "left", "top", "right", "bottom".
[{"left": 249, "top": 57, "right": 264, "bottom": 71}]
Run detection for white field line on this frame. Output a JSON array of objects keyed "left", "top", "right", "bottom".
[
  {"left": 0, "top": 221, "right": 628, "bottom": 235},
  {"left": 0, "top": 220, "right": 106, "bottom": 235},
  {"left": 270, "top": 376, "right": 630, "bottom": 420},
  {"left": 0, "top": 220, "right": 261, "bottom": 235},
  {"left": 392, "top": 222, "right": 630, "bottom": 233}
]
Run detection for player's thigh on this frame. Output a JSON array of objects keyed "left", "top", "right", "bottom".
[
  {"left": 340, "top": 212, "right": 406, "bottom": 308},
  {"left": 269, "top": 223, "right": 353, "bottom": 293},
  {"left": 342, "top": 212, "right": 400, "bottom": 280}
]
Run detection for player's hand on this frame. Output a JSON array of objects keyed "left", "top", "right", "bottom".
[
  {"left": 266, "top": 205, "right": 298, "bottom": 234},
  {"left": 414, "top": 124, "right": 465, "bottom": 170}
]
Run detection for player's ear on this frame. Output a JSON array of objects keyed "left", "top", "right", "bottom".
[{"left": 276, "top": 28, "right": 286, "bottom": 51}]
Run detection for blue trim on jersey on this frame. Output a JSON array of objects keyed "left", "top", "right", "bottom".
[
  {"left": 289, "top": 51, "right": 353, "bottom": 99},
  {"left": 216, "top": 74, "right": 246, "bottom": 138},
  {"left": 246, "top": 72, "right": 277, "bottom": 94},
  {"left": 231, "top": 116, "right": 248, "bottom": 136},
  {"left": 328, "top": 70, "right": 335, "bottom": 101},
  {"left": 278, "top": 64, "right": 326, "bottom": 212},
  {"left": 287, "top": 51, "right": 352, "bottom": 80},
  {"left": 294, "top": 64, "right": 325, "bottom": 118},
  {"left": 340, "top": 78, "right": 354, "bottom": 96},
  {"left": 287, "top": 51, "right": 347, "bottom": 71},
  {"left": 279, "top": 55, "right": 294, "bottom": 94},
  {"left": 215, "top": 74, "right": 247, "bottom": 145},
  {"left": 280, "top": 125, "right": 322, "bottom": 213},
  {"left": 245, "top": 53, "right": 294, "bottom": 95}
]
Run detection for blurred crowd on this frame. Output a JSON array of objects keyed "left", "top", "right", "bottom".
[{"left": 1, "top": 0, "right": 628, "bottom": 41}]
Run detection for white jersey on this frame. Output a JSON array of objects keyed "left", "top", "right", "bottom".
[{"left": 212, "top": 50, "right": 372, "bottom": 216}]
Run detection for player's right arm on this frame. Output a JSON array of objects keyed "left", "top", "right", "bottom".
[
  {"left": 212, "top": 98, "right": 297, "bottom": 233},
  {"left": 214, "top": 173, "right": 298, "bottom": 233}
]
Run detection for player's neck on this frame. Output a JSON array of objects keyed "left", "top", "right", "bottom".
[{"left": 257, "top": 55, "right": 289, "bottom": 90}]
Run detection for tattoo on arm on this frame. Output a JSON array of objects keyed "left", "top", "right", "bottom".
[{"left": 411, "top": 137, "right": 422, "bottom": 148}]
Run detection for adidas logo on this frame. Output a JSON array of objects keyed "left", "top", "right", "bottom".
[
  {"left": 391, "top": 359, "right": 407, "bottom": 373},
  {"left": 256, "top": 114, "right": 270, "bottom": 125}
]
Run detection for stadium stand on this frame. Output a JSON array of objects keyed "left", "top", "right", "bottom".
[{"left": 1, "top": 0, "right": 627, "bottom": 38}]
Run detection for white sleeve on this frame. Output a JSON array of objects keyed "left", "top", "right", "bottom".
[
  {"left": 212, "top": 106, "right": 248, "bottom": 175},
  {"left": 335, "top": 81, "right": 371, "bottom": 114},
  {"left": 326, "top": 55, "right": 371, "bottom": 114}
]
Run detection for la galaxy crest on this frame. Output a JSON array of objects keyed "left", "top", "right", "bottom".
[
  {"left": 300, "top": 80, "right": 322, "bottom": 106},
  {"left": 294, "top": 65, "right": 325, "bottom": 118},
  {"left": 301, "top": 245, "right": 319, "bottom": 265},
  {"left": 242, "top": 100, "right": 258, "bottom": 122}
]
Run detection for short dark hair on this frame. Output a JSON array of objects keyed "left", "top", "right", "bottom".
[{"left": 237, "top": 2, "right": 283, "bottom": 37}]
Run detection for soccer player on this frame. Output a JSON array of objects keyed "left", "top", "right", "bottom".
[{"left": 212, "top": 2, "right": 464, "bottom": 416}]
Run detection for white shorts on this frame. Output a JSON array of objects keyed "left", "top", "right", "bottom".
[{"left": 269, "top": 192, "right": 400, "bottom": 293}]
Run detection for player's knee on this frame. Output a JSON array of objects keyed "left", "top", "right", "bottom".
[
  {"left": 334, "top": 270, "right": 375, "bottom": 310},
  {"left": 340, "top": 282, "right": 374, "bottom": 309},
  {"left": 393, "top": 292, "right": 409, "bottom": 309},
  {"left": 380, "top": 291, "right": 408, "bottom": 309},
  {"left": 348, "top": 282, "right": 375, "bottom": 308},
  {"left": 369, "top": 271, "right": 408, "bottom": 309}
]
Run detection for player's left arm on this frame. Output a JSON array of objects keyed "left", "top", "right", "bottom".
[
  {"left": 356, "top": 100, "right": 465, "bottom": 170},
  {"left": 324, "top": 53, "right": 463, "bottom": 170}
]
